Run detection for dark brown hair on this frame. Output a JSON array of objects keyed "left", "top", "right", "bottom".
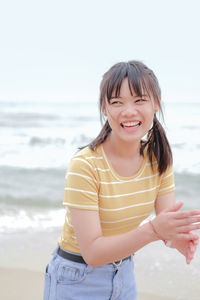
[{"left": 86, "top": 60, "right": 172, "bottom": 174}]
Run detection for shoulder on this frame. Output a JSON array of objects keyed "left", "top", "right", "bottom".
[
  {"left": 72, "top": 146, "right": 102, "bottom": 164},
  {"left": 67, "top": 146, "right": 103, "bottom": 176},
  {"left": 77, "top": 146, "right": 102, "bottom": 159}
]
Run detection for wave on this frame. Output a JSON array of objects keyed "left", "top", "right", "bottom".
[
  {"left": 29, "top": 134, "right": 92, "bottom": 147},
  {"left": 0, "top": 166, "right": 66, "bottom": 207},
  {"left": 172, "top": 143, "right": 200, "bottom": 150},
  {"left": 0, "top": 170, "right": 199, "bottom": 234},
  {"left": 0, "top": 111, "right": 98, "bottom": 129},
  {"left": 29, "top": 136, "right": 66, "bottom": 146},
  {"left": 0, "top": 206, "right": 65, "bottom": 233},
  {"left": 0, "top": 113, "right": 59, "bottom": 127},
  {"left": 0, "top": 166, "right": 199, "bottom": 210},
  {"left": 174, "top": 172, "right": 200, "bottom": 210},
  {"left": 182, "top": 125, "right": 200, "bottom": 130}
]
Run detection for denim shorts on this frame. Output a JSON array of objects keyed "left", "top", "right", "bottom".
[{"left": 43, "top": 248, "right": 137, "bottom": 300}]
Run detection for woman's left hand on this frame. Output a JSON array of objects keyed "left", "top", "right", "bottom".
[{"left": 168, "top": 232, "right": 199, "bottom": 264}]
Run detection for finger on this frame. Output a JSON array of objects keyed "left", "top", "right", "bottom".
[
  {"left": 190, "top": 232, "right": 199, "bottom": 239},
  {"left": 193, "top": 238, "right": 199, "bottom": 246},
  {"left": 177, "top": 224, "right": 200, "bottom": 233},
  {"left": 165, "top": 201, "right": 184, "bottom": 213},
  {"left": 186, "top": 246, "right": 194, "bottom": 264},
  {"left": 175, "top": 210, "right": 200, "bottom": 219},
  {"left": 186, "top": 251, "right": 192, "bottom": 264},
  {"left": 186, "top": 256, "right": 193, "bottom": 264},
  {"left": 189, "top": 233, "right": 199, "bottom": 244},
  {"left": 190, "top": 234, "right": 199, "bottom": 245},
  {"left": 176, "top": 232, "right": 199, "bottom": 241},
  {"left": 186, "top": 258, "right": 189, "bottom": 264},
  {"left": 188, "top": 252, "right": 194, "bottom": 261},
  {"left": 189, "top": 241, "right": 196, "bottom": 254},
  {"left": 175, "top": 216, "right": 200, "bottom": 226}
]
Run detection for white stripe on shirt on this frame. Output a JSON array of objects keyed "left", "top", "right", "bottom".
[
  {"left": 72, "top": 158, "right": 110, "bottom": 172},
  {"left": 163, "top": 171, "right": 173, "bottom": 179},
  {"left": 101, "top": 213, "right": 149, "bottom": 224},
  {"left": 99, "top": 185, "right": 160, "bottom": 198},
  {"left": 66, "top": 171, "right": 159, "bottom": 184},
  {"left": 86, "top": 156, "right": 103, "bottom": 160},
  {"left": 63, "top": 201, "right": 98, "bottom": 210},
  {"left": 158, "top": 184, "right": 175, "bottom": 193},
  {"left": 65, "top": 187, "right": 98, "bottom": 196},
  {"left": 99, "top": 199, "right": 155, "bottom": 211},
  {"left": 66, "top": 172, "right": 98, "bottom": 183}
]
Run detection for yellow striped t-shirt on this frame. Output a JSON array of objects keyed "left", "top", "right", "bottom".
[{"left": 58, "top": 144, "right": 175, "bottom": 253}]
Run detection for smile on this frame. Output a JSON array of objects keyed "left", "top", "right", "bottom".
[{"left": 120, "top": 121, "right": 141, "bottom": 128}]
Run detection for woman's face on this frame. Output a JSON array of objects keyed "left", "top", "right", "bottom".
[{"left": 103, "top": 77, "right": 159, "bottom": 146}]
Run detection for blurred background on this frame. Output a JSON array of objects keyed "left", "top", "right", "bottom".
[{"left": 0, "top": 1, "right": 200, "bottom": 299}]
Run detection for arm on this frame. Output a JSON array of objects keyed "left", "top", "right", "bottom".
[
  {"left": 67, "top": 155, "right": 200, "bottom": 266},
  {"left": 154, "top": 192, "right": 199, "bottom": 264},
  {"left": 69, "top": 207, "right": 156, "bottom": 267},
  {"left": 70, "top": 202, "right": 200, "bottom": 267},
  {"left": 155, "top": 191, "right": 175, "bottom": 213}
]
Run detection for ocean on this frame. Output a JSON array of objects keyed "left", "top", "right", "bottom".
[{"left": 0, "top": 100, "right": 200, "bottom": 234}]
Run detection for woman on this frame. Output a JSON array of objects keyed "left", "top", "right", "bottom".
[{"left": 44, "top": 60, "right": 200, "bottom": 300}]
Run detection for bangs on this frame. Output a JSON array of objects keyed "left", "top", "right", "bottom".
[{"left": 101, "top": 61, "right": 161, "bottom": 104}]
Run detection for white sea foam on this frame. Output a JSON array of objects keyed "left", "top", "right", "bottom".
[{"left": 0, "top": 208, "right": 66, "bottom": 233}]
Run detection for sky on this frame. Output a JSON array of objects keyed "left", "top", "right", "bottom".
[{"left": 0, "top": 0, "right": 200, "bottom": 103}]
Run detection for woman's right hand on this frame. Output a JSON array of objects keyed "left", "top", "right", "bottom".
[
  {"left": 151, "top": 201, "right": 200, "bottom": 241},
  {"left": 169, "top": 233, "right": 199, "bottom": 264}
]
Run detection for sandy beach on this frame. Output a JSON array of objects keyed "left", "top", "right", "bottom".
[
  {"left": 0, "top": 268, "right": 176, "bottom": 300},
  {"left": 1, "top": 229, "right": 200, "bottom": 300}
]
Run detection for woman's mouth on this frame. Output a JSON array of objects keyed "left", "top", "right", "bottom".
[{"left": 120, "top": 121, "right": 141, "bottom": 128}]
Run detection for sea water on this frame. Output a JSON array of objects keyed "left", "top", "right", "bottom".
[{"left": 0, "top": 100, "right": 199, "bottom": 234}]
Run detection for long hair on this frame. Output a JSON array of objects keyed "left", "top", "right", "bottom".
[{"left": 85, "top": 60, "right": 172, "bottom": 175}]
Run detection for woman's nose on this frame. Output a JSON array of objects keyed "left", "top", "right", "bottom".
[{"left": 121, "top": 103, "right": 137, "bottom": 117}]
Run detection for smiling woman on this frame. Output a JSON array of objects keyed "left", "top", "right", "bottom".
[
  {"left": 92, "top": 61, "right": 172, "bottom": 174},
  {"left": 104, "top": 78, "right": 159, "bottom": 143},
  {"left": 43, "top": 60, "right": 200, "bottom": 300}
]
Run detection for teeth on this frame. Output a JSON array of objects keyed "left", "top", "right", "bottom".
[{"left": 122, "top": 121, "right": 140, "bottom": 127}]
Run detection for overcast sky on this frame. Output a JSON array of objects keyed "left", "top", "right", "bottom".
[{"left": 0, "top": 0, "right": 200, "bottom": 103}]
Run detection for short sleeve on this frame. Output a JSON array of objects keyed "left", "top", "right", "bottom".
[
  {"left": 157, "top": 165, "right": 175, "bottom": 196},
  {"left": 63, "top": 155, "right": 99, "bottom": 211}
]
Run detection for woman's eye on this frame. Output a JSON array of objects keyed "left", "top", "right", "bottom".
[
  {"left": 136, "top": 98, "right": 146, "bottom": 103},
  {"left": 111, "top": 101, "right": 121, "bottom": 105}
]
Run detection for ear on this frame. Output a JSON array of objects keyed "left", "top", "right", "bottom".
[{"left": 103, "top": 109, "right": 107, "bottom": 116}]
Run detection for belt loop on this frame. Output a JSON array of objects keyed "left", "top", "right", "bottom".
[{"left": 112, "top": 260, "right": 122, "bottom": 268}]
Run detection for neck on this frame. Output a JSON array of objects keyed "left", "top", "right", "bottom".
[{"left": 104, "top": 134, "right": 141, "bottom": 159}]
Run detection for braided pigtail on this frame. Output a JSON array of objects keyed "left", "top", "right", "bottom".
[{"left": 140, "top": 115, "right": 172, "bottom": 174}]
